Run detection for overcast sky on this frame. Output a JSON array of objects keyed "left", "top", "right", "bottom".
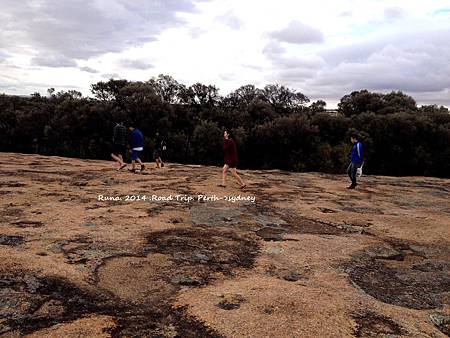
[{"left": 1, "top": 0, "right": 449, "bottom": 107}]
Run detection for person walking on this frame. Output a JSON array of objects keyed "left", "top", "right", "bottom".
[
  {"left": 219, "top": 130, "right": 246, "bottom": 189},
  {"left": 153, "top": 132, "right": 165, "bottom": 168},
  {"left": 347, "top": 133, "right": 364, "bottom": 189},
  {"left": 129, "top": 126, "right": 145, "bottom": 173},
  {"left": 111, "top": 122, "right": 127, "bottom": 170}
]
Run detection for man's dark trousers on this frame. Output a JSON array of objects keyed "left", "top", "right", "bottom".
[{"left": 347, "top": 162, "right": 361, "bottom": 186}]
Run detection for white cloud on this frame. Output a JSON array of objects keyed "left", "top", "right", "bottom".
[
  {"left": 0, "top": 0, "right": 449, "bottom": 107},
  {"left": 215, "top": 10, "right": 243, "bottom": 30}
]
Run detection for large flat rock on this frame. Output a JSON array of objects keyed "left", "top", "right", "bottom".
[{"left": 1, "top": 152, "right": 449, "bottom": 337}]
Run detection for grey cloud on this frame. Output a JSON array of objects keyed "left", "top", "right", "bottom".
[
  {"left": 384, "top": 7, "right": 405, "bottom": 20},
  {"left": 0, "top": 76, "right": 17, "bottom": 90},
  {"left": 0, "top": 85, "right": 19, "bottom": 92},
  {"left": 242, "top": 64, "right": 264, "bottom": 71},
  {"left": 276, "top": 68, "right": 317, "bottom": 81},
  {"left": 271, "top": 30, "right": 450, "bottom": 107},
  {"left": 119, "top": 59, "right": 154, "bottom": 70},
  {"left": 189, "top": 27, "right": 208, "bottom": 38},
  {"left": 408, "top": 89, "right": 450, "bottom": 107},
  {"left": 102, "top": 73, "right": 121, "bottom": 79},
  {"left": 79, "top": 66, "right": 99, "bottom": 73},
  {"left": 219, "top": 73, "right": 235, "bottom": 81},
  {"left": 339, "top": 11, "right": 352, "bottom": 17},
  {"left": 269, "top": 60, "right": 322, "bottom": 84},
  {"left": 276, "top": 56, "right": 325, "bottom": 70},
  {"left": 0, "top": 51, "right": 10, "bottom": 61},
  {"left": 0, "top": 0, "right": 207, "bottom": 63},
  {"left": 320, "top": 29, "right": 450, "bottom": 67},
  {"left": 31, "top": 55, "right": 77, "bottom": 68},
  {"left": 0, "top": 77, "right": 83, "bottom": 95},
  {"left": 262, "top": 41, "right": 285, "bottom": 57},
  {"left": 319, "top": 41, "right": 386, "bottom": 66},
  {"left": 215, "top": 10, "right": 243, "bottom": 30},
  {"left": 263, "top": 40, "right": 325, "bottom": 81},
  {"left": 266, "top": 24, "right": 448, "bottom": 108},
  {"left": 270, "top": 20, "right": 324, "bottom": 45}
]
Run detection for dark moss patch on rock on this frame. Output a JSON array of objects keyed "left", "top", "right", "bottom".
[{"left": 346, "top": 240, "right": 450, "bottom": 309}]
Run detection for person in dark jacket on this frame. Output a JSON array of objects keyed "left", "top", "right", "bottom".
[
  {"left": 219, "top": 130, "right": 246, "bottom": 189},
  {"left": 129, "top": 126, "right": 145, "bottom": 173},
  {"left": 111, "top": 122, "right": 127, "bottom": 170},
  {"left": 347, "top": 133, "right": 364, "bottom": 189},
  {"left": 153, "top": 132, "right": 165, "bottom": 168}
]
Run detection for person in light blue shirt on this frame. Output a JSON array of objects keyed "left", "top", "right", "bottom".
[{"left": 347, "top": 133, "right": 364, "bottom": 189}]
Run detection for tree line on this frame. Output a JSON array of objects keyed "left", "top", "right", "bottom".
[{"left": 1, "top": 75, "right": 449, "bottom": 177}]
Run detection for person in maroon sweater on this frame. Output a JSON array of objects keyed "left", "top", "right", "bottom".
[{"left": 219, "top": 130, "right": 246, "bottom": 189}]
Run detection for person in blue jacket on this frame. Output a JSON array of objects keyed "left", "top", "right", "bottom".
[
  {"left": 347, "top": 133, "right": 364, "bottom": 189},
  {"left": 128, "top": 126, "right": 145, "bottom": 173}
]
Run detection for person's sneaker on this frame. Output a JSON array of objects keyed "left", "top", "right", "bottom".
[
  {"left": 347, "top": 184, "right": 357, "bottom": 189},
  {"left": 128, "top": 168, "right": 137, "bottom": 174},
  {"left": 140, "top": 164, "right": 145, "bottom": 172}
]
